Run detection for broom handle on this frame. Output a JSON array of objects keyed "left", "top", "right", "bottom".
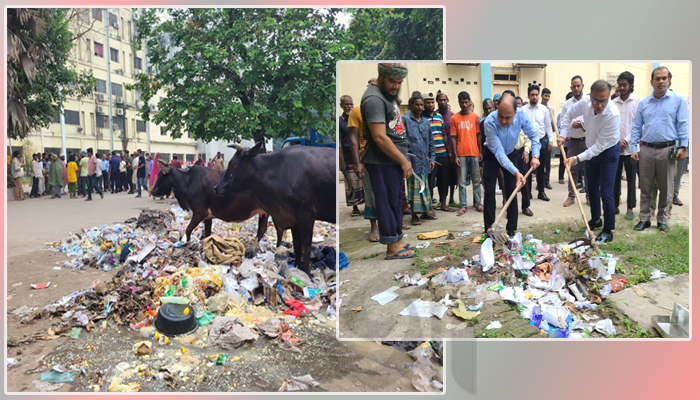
[
  {"left": 549, "top": 108, "right": 596, "bottom": 244},
  {"left": 493, "top": 165, "right": 535, "bottom": 228}
]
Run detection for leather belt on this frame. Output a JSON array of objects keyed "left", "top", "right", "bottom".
[
  {"left": 641, "top": 140, "right": 675, "bottom": 149},
  {"left": 569, "top": 137, "right": 586, "bottom": 142}
]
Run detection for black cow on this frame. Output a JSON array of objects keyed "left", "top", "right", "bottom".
[
  {"left": 214, "top": 142, "right": 336, "bottom": 273},
  {"left": 150, "top": 162, "right": 283, "bottom": 246}
]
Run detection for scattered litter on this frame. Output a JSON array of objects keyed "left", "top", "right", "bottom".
[
  {"left": 594, "top": 318, "right": 616, "bottom": 336},
  {"left": 69, "top": 327, "right": 82, "bottom": 339},
  {"left": 7, "top": 358, "right": 19, "bottom": 368},
  {"left": 279, "top": 374, "right": 320, "bottom": 391},
  {"left": 417, "top": 230, "right": 449, "bottom": 240},
  {"left": 651, "top": 269, "right": 667, "bottom": 280},
  {"left": 41, "top": 370, "right": 75, "bottom": 383},
  {"left": 371, "top": 287, "right": 400, "bottom": 305},
  {"left": 415, "top": 242, "right": 430, "bottom": 249},
  {"left": 485, "top": 321, "right": 502, "bottom": 330},
  {"left": 399, "top": 299, "right": 448, "bottom": 319},
  {"left": 31, "top": 282, "right": 51, "bottom": 290},
  {"left": 351, "top": 306, "right": 362, "bottom": 313},
  {"left": 33, "top": 380, "right": 64, "bottom": 392},
  {"left": 459, "top": 231, "right": 472, "bottom": 237}
]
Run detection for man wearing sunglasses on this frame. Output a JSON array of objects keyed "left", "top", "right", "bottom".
[{"left": 558, "top": 80, "right": 621, "bottom": 245}]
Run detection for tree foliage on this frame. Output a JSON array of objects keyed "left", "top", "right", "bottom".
[
  {"left": 7, "top": 8, "right": 95, "bottom": 140},
  {"left": 130, "top": 8, "right": 443, "bottom": 148},
  {"left": 347, "top": 8, "right": 443, "bottom": 60}
]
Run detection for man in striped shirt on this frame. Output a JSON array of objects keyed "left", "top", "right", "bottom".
[{"left": 423, "top": 92, "right": 453, "bottom": 213}]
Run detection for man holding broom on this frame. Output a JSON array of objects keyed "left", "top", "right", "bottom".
[{"left": 559, "top": 80, "right": 621, "bottom": 245}]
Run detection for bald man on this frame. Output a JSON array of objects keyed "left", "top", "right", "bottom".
[{"left": 481, "top": 93, "right": 541, "bottom": 237}]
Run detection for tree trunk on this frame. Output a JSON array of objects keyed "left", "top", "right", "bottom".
[{"left": 252, "top": 129, "right": 267, "bottom": 153}]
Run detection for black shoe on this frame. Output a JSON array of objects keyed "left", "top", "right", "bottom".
[
  {"left": 673, "top": 197, "right": 683, "bottom": 206},
  {"left": 85, "top": 197, "right": 92, "bottom": 201},
  {"left": 507, "top": 230, "right": 516, "bottom": 238},
  {"left": 100, "top": 193, "right": 104, "bottom": 199},
  {"left": 538, "top": 192, "right": 550, "bottom": 201},
  {"left": 615, "top": 208, "right": 620, "bottom": 215},
  {"left": 579, "top": 187, "right": 586, "bottom": 193},
  {"left": 588, "top": 218, "right": 603, "bottom": 229},
  {"left": 596, "top": 230, "right": 613, "bottom": 245},
  {"left": 576, "top": 182, "right": 583, "bottom": 189},
  {"left": 529, "top": 193, "right": 532, "bottom": 200},
  {"left": 545, "top": 183, "right": 553, "bottom": 190},
  {"left": 658, "top": 223, "right": 669, "bottom": 232},
  {"left": 634, "top": 221, "right": 651, "bottom": 231},
  {"left": 522, "top": 208, "right": 533, "bottom": 217}
]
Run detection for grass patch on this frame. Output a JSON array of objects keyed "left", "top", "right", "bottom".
[
  {"left": 361, "top": 252, "right": 381, "bottom": 260},
  {"left": 474, "top": 329, "right": 499, "bottom": 338}
]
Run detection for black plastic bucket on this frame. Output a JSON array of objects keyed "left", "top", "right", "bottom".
[{"left": 154, "top": 303, "right": 198, "bottom": 336}]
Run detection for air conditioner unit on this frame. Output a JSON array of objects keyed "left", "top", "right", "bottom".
[
  {"left": 116, "top": 96, "right": 124, "bottom": 104},
  {"left": 96, "top": 106, "right": 105, "bottom": 114},
  {"left": 115, "top": 69, "right": 123, "bottom": 75},
  {"left": 96, "top": 130, "right": 103, "bottom": 140},
  {"left": 113, "top": 124, "right": 120, "bottom": 130},
  {"left": 150, "top": 104, "right": 158, "bottom": 112},
  {"left": 136, "top": 100, "right": 142, "bottom": 108},
  {"left": 77, "top": 127, "right": 83, "bottom": 132},
  {"left": 134, "top": 68, "right": 142, "bottom": 75},
  {"left": 116, "top": 35, "right": 122, "bottom": 41},
  {"left": 116, "top": 108, "right": 124, "bottom": 116},
  {"left": 97, "top": 93, "right": 105, "bottom": 102}
]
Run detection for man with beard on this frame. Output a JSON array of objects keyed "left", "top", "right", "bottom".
[
  {"left": 631, "top": 66, "right": 688, "bottom": 233},
  {"left": 560, "top": 80, "right": 621, "bottom": 244},
  {"left": 612, "top": 71, "right": 640, "bottom": 220},
  {"left": 361, "top": 63, "right": 414, "bottom": 260},
  {"left": 561, "top": 76, "right": 589, "bottom": 207},
  {"left": 522, "top": 85, "right": 554, "bottom": 202},
  {"left": 482, "top": 93, "right": 540, "bottom": 237}
]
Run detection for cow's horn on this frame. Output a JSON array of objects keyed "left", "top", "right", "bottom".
[{"left": 227, "top": 143, "right": 243, "bottom": 151}]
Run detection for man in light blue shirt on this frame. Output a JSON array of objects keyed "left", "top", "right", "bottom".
[
  {"left": 482, "top": 93, "right": 541, "bottom": 237},
  {"left": 630, "top": 66, "right": 688, "bottom": 232}
]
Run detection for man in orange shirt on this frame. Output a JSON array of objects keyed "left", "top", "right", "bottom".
[{"left": 451, "top": 91, "right": 483, "bottom": 216}]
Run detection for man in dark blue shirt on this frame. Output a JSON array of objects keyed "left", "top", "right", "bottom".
[{"left": 109, "top": 151, "right": 121, "bottom": 193}]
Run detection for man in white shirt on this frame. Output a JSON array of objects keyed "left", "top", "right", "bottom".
[
  {"left": 561, "top": 76, "right": 588, "bottom": 207},
  {"left": 559, "top": 80, "right": 621, "bottom": 245},
  {"left": 522, "top": 85, "right": 554, "bottom": 201},
  {"left": 541, "top": 87, "right": 556, "bottom": 189},
  {"left": 611, "top": 71, "right": 640, "bottom": 221}
]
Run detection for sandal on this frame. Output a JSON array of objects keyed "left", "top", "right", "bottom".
[
  {"left": 440, "top": 205, "right": 456, "bottom": 212},
  {"left": 385, "top": 248, "right": 415, "bottom": 260},
  {"left": 411, "top": 216, "right": 422, "bottom": 225},
  {"left": 404, "top": 243, "right": 416, "bottom": 250},
  {"left": 421, "top": 212, "right": 438, "bottom": 220},
  {"left": 476, "top": 205, "right": 484, "bottom": 212},
  {"left": 369, "top": 231, "right": 380, "bottom": 242},
  {"left": 402, "top": 224, "right": 411, "bottom": 230}
]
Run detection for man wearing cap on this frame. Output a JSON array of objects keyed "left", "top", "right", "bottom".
[
  {"left": 78, "top": 150, "right": 89, "bottom": 197},
  {"left": 339, "top": 94, "right": 364, "bottom": 217},
  {"left": 560, "top": 80, "right": 621, "bottom": 245},
  {"left": 361, "top": 63, "right": 415, "bottom": 260},
  {"left": 482, "top": 93, "right": 541, "bottom": 237},
  {"left": 630, "top": 66, "right": 688, "bottom": 233}
]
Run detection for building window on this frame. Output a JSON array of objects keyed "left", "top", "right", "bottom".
[
  {"left": 186, "top": 154, "right": 196, "bottom": 163},
  {"left": 136, "top": 120, "right": 147, "bottom": 132},
  {"left": 111, "top": 83, "right": 123, "bottom": 97},
  {"left": 160, "top": 126, "right": 167, "bottom": 136},
  {"left": 114, "top": 117, "right": 125, "bottom": 131},
  {"left": 97, "top": 115, "right": 108, "bottom": 128},
  {"left": 134, "top": 57, "right": 142, "bottom": 70},
  {"left": 96, "top": 79, "right": 107, "bottom": 93},
  {"left": 64, "top": 110, "right": 80, "bottom": 125},
  {"left": 110, "top": 48, "right": 119, "bottom": 62},
  {"left": 92, "top": 8, "right": 102, "bottom": 21},
  {"left": 108, "top": 12, "right": 118, "bottom": 28},
  {"left": 135, "top": 89, "right": 142, "bottom": 102},
  {"left": 94, "top": 42, "right": 104, "bottom": 57}
]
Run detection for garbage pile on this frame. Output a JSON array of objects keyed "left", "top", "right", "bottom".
[
  {"left": 386, "top": 231, "right": 626, "bottom": 338},
  {"left": 13, "top": 207, "right": 339, "bottom": 382}
]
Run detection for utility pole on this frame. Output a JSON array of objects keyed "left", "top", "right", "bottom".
[
  {"left": 105, "top": 9, "right": 114, "bottom": 151},
  {"left": 59, "top": 86, "right": 66, "bottom": 157},
  {"left": 144, "top": 35, "right": 151, "bottom": 153}
]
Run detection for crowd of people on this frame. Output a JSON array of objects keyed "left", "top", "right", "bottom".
[
  {"left": 339, "top": 63, "right": 689, "bottom": 259},
  {"left": 9, "top": 149, "right": 228, "bottom": 201}
]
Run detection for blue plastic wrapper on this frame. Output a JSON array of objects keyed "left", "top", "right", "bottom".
[
  {"left": 339, "top": 251, "right": 350, "bottom": 270},
  {"left": 550, "top": 328, "right": 571, "bottom": 338},
  {"left": 41, "top": 371, "right": 74, "bottom": 383},
  {"left": 529, "top": 306, "right": 543, "bottom": 329}
]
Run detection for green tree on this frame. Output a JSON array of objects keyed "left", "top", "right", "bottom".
[
  {"left": 7, "top": 8, "right": 95, "bottom": 140},
  {"left": 347, "top": 8, "right": 443, "bottom": 60},
  {"left": 131, "top": 8, "right": 352, "bottom": 150}
]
